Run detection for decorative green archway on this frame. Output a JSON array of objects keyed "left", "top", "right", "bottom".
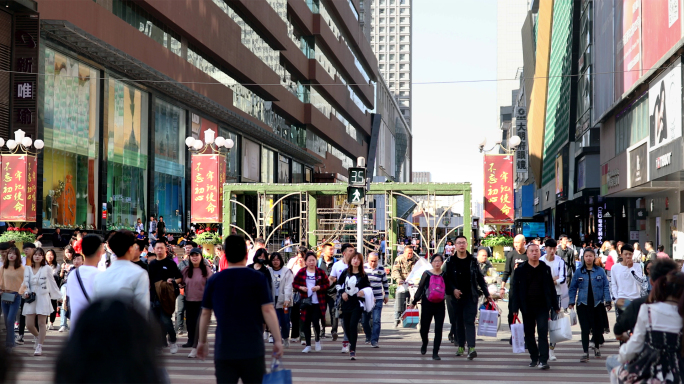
[{"left": 222, "top": 182, "right": 472, "bottom": 262}]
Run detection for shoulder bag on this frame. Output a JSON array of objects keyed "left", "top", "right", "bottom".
[{"left": 0, "top": 269, "right": 15, "bottom": 303}]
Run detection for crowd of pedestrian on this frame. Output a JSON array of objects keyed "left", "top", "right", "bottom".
[{"left": 0, "top": 226, "right": 683, "bottom": 384}]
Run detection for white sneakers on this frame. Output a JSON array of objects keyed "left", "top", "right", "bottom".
[
  {"left": 268, "top": 335, "right": 274, "bottom": 343},
  {"left": 284, "top": 339, "right": 290, "bottom": 348},
  {"left": 303, "top": 342, "right": 322, "bottom": 353},
  {"left": 340, "top": 343, "right": 350, "bottom": 353},
  {"left": 188, "top": 348, "right": 197, "bottom": 358},
  {"left": 170, "top": 343, "right": 178, "bottom": 354},
  {"left": 302, "top": 346, "right": 311, "bottom": 353},
  {"left": 34, "top": 344, "right": 42, "bottom": 356},
  {"left": 58, "top": 326, "right": 66, "bottom": 333},
  {"left": 549, "top": 349, "right": 557, "bottom": 361},
  {"left": 315, "top": 341, "right": 322, "bottom": 352}
]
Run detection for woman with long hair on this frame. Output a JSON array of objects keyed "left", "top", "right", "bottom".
[
  {"left": 0, "top": 246, "right": 24, "bottom": 350},
  {"left": 610, "top": 271, "right": 684, "bottom": 382},
  {"left": 45, "top": 249, "right": 60, "bottom": 330},
  {"left": 292, "top": 252, "right": 330, "bottom": 354},
  {"left": 22, "top": 248, "right": 61, "bottom": 356},
  {"left": 58, "top": 245, "right": 75, "bottom": 332},
  {"left": 336, "top": 252, "right": 370, "bottom": 360},
  {"left": 568, "top": 248, "right": 612, "bottom": 362},
  {"left": 409, "top": 254, "right": 447, "bottom": 360},
  {"left": 287, "top": 246, "right": 307, "bottom": 273},
  {"left": 289, "top": 253, "right": 307, "bottom": 345},
  {"left": 270, "top": 252, "right": 293, "bottom": 348},
  {"left": 180, "top": 248, "right": 213, "bottom": 358}
]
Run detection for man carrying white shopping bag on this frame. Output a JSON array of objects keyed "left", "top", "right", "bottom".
[
  {"left": 510, "top": 243, "right": 560, "bottom": 370},
  {"left": 476, "top": 302, "right": 498, "bottom": 338}
]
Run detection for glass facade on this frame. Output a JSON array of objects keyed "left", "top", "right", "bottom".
[
  {"left": 615, "top": 95, "right": 649, "bottom": 154},
  {"left": 219, "top": 128, "right": 240, "bottom": 182},
  {"left": 292, "top": 161, "right": 304, "bottom": 183},
  {"left": 106, "top": 78, "right": 149, "bottom": 231},
  {"left": 261, "top": 147, "right": 276, "bottom": 183},
  {"left": 112, "top": 0, "right": 181, "bottom": 56},
  {"left": 42, "top": 47, "right": 100, "bottom": 230},
  {"left": 278, "top": 155, "right": 290, "bottom": 183},
  {"left": 154, "top": 99, "right": 185, "bottom": 233}
]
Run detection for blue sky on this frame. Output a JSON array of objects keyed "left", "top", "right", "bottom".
[{"left": 412, "top": 0, "right": 498, "bottom": 199}]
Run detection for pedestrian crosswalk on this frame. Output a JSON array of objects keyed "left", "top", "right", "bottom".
[{"left": 9, "top": 322, "right": 618, "bottom": 383}]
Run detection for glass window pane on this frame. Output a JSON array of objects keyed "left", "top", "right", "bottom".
[
  {"left": 106, "top": 78, "right": 149, "bottom": 231},
  {"left": 153, "top": 99, "right": 185, "bottom": 233},
  {"left": 42, "top": 47, "right": 100, "bottom": 230}
]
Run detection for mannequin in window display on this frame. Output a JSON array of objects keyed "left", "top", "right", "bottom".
[{"left": 45, "top": 190, "right": 55, "bottom": 225}]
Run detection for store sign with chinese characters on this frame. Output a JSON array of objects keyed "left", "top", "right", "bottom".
[
  {"left": 190, "top": 154, "right": 226, "bottom": 223},
  {"left": 484, "top": 154, "right": 514, "bottom": 225},
  {"left": 0, "top": 155, "right": 37, "bottom": 222},
  {"left": 12, "top": 15, "right": 40, "bottom": 137},
  {"left": 514, "top": 106, "right": 528, "bottom": 181}
]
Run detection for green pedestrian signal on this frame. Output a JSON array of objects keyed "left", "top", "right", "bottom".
[{"left": 347, "top": 186, "right": 365, "bottom": 205}]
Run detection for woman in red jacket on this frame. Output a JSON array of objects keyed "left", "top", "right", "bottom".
[{"left": 292, "top": 252, "right": 330, "bottom": 353}]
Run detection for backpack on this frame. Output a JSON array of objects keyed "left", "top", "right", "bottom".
[{"left": 426, "top": 274, "right": 445, "bottom": 303}]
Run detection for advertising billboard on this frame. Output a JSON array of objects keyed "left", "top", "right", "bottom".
[
  {"left": 649, "top": 58, "right": 682, "bottom": 152},
  {"left": 628, "top": 142, "right": 648, "bottom": 187},
  {"left": 593, "top": 0, "right": 615, "bottom": 124},
  {"left": 483, "top": 155, "right": 514, "bottom": 225},
  {"left": 615, "top": 0, "right": 642, "bottom": 99},
  {"left": 642, "top": 0, "right": 682, "bottom": 71}
]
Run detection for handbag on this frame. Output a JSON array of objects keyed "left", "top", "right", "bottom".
[
  {"left": 549, "top": 312, "right": 573, "bottom": 344},
  {"left": 293, "top": 290, "right": 312, "bottom": 308},
  {"left": 24, "top": 292, "right": 36, "bottom": 304},
  {"left": 1, "top": 292, "right": 16, "bottom": 304},
  {"left": 511, "top": 313, "right": 525, "bottom": 353},
  {"left": 477, "top": 302, "right": 499, "bottom": 337},
  {"left": 263, "top": 359, "right": 292, "bottom": 384}
]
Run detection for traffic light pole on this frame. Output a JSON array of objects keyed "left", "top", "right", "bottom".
[{"left": 357, "top": 203, "right": 363, "bottom": 255}]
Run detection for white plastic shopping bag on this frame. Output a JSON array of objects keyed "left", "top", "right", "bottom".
[
  {"left": 511, "top": 314, "right": 525, "bottom": 354},
  {"left": 405, "top": 257, "right": 431, "bottom": 286},
  {"left": 549, "top": 312, "right": 573, "bottom": 344},
  {"left": 477, "top": 303, "right": 498, "bottom": 337},
  {"left": 569, "top": 309, "right": 578, "bottom": 326}
]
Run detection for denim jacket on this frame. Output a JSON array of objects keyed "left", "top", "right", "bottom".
[{"left": 568, "top": 266, "right": 611, "bottom": 307}]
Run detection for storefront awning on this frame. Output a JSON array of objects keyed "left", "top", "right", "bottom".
[{"left": 40, "top": 20, "right": 322, "bottom": 168}]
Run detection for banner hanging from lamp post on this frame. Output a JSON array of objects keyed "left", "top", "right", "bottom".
[
  {"left": 0, "top": 154, "right": 37, "bottom": 222},
  {"left": 484, "top": 154, "right": 514, "bottom": 225},
  {"left": 191, "top": 153, "right": 226, "bottom": 223}
]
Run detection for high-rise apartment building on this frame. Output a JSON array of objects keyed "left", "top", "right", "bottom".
[
  {"left": 369, "top": 0, "right": 412, "bottom": 127},
  {"left": 497, "top": 0, "right": 529, "bottom": 127},
  {"left": 412, "top": 172, "right": 431, "bottom": 183}
]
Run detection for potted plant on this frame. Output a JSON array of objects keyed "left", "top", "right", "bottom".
[
  {"left": 0, "top": 227, "right": 37, "bottom": 252},
  {"left": 194, "top": 228, "right": 222, "bottom": 260},
  {"left": 481, "top": 229, "right": 514, "bottom": 264}
]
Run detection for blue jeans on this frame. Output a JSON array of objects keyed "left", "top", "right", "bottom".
[
  {"left": 1, "top": 293, "right": 21, "bottom": 347},
  {"left": 362, "top": 299, "right": 383, "bottom": 344},
  {"left": 275, "top": 307, "right": 290, "bottom": 341},
  {"left": 606, "top": 355, "right": 621, "bottom": 374},
  {"left": 60, "top": 285, "right": 69, "bottom": 328}
]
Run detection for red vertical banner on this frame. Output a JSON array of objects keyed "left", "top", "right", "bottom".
[
  {"left": 191, "top": 153, "right": 225, "bottom": 223},
  {"left": 0, "top": 155, "right": 35, "bottom": 222},
  {"left": 484, "top": 154, "right": 514, "bottom": 225},
  {"left": 26, "top": 156, "right": 37, "bottom": 221}
]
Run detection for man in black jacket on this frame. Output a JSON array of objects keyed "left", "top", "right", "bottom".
[
  {"left": 510, "top": 243, "right": 560, "bottom": 370},
  {"left": 613, "top": 258, "right": 678, "bottom": 340},
  {"left": 444, "top": 235, "right": 492, "bottom": 360},
  {"left": 501, "top": 234, "right": 527, "bottom": 331},
  {"left": 557, "top": 234, "right": 576, "bottom": 282}
]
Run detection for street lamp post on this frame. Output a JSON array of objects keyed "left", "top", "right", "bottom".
[
  {"left": 0, "top": 129, "right": 45, "bottom": 155},
  {"left": 185, "top": 129, "right": 234, "bottom": 155}
]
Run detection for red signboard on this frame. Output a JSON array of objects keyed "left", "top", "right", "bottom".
[
  {"left": 191, "top": 153, "right": 226, "bottom": 223},
  {"left": 642, "top": 0, "right": 682, "bottom": 71},
  {"left": 0, "top": 155, "right": 37, "bottom": 222},
  {"left": 484, "top": 155, "right": 514, "bottom": 225},
  {"left": 615, "top": 0, "right": 642, "bottom": 97}
]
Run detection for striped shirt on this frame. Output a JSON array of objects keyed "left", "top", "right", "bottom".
[{"left": 364, "top": 263, "right": 389, "bottom": 301}]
